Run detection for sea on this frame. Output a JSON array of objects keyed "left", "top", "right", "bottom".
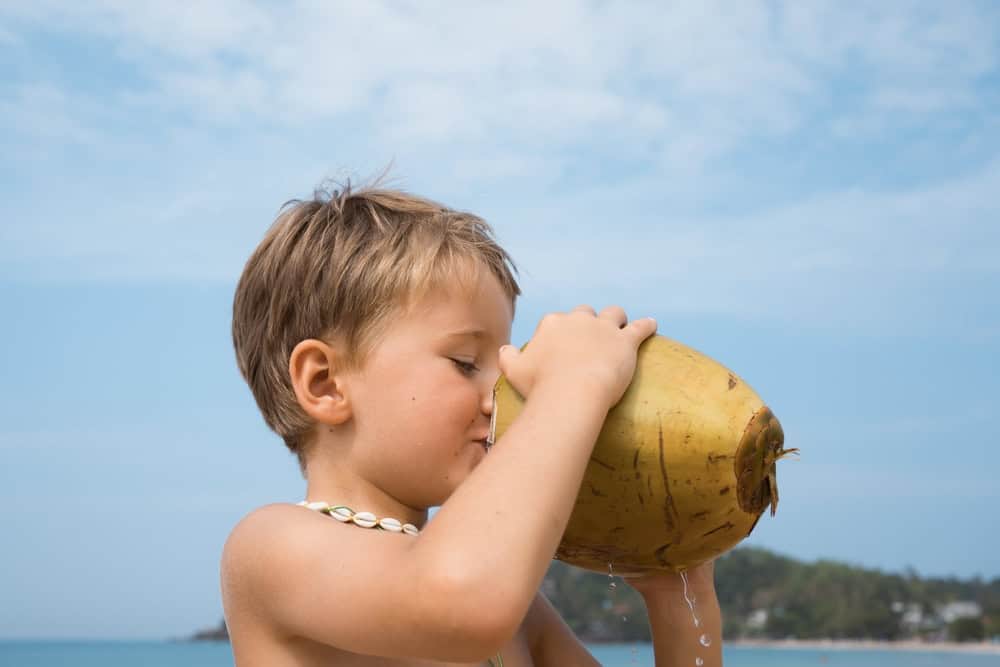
[{"left": 1, "top": 641, "right": 998, "bottom": 667}]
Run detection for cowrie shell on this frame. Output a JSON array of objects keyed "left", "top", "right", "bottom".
[
  {"left": 329, "top": 506, "right": 354, "bottom": 522},
  {"left": 305, "top": 501, "right": 329, "bottom": 511},
  {"left": 352, "top": 511, "right": 377, "bottom": 528},
  {"left": 402, "top": 523, "right": 419, "bottom": 536},
  {"left": 378, "top": 517, "right": 403, "bottom": 532}
]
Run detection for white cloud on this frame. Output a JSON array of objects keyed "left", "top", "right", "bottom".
[
  {"left": 6, "top": 2, "right": 994, "bottom": 151},
  {"left": 0, "top": 1, "right": 997, "bottom": 334}
]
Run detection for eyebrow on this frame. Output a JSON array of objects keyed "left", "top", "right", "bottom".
[{"left": 443, "top": 329, "right": 486, "bottom": 339}]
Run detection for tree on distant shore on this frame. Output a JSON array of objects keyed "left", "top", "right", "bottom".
[
  {"left": 190, "top": 619, "right": 228, "bottom": 641},
  {"left": 949, "top": 617, "right": 985, "bottom": 642}
]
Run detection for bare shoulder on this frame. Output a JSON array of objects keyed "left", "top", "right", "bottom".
[
  {"left": 223, "top": 503, "right": 309, "bottom": 563},
  {"left": 220, "top": 503, "right": 504, "bottom": 662},
  {"left": 221, "top": 502, "right": 411, "bottom": 659},
  {"left": 221, "top": 504, "right": 313, "bottom": 629},
  {"left": 222, "top": 503, "right": 305, "bottom": 591}
]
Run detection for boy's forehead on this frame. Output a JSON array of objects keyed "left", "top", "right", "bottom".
[{"left": 402, "top": 275, "right": 513, "bottom": 334}]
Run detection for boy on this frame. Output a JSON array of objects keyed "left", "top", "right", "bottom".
[{"left": 222, "top": 185, "right": 722, "bottom": 666}]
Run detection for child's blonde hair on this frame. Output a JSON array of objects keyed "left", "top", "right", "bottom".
[{"left": 232, "top": 183, "right": 520, "bottom": 468}]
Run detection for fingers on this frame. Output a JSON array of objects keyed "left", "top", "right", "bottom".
[
  {"left": 572, "top": 304, "right": 656, "bottom": 339},
  {"left": 573, "top": 304, "right": 626, "bottom": 327},
  {"left": 625, "top": 316, "right": 658, "bottom": 343},
  {"left": 598, "top": 305, "right": 628, "bottom": 328}
]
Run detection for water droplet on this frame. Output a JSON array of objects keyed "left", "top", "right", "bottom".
[
  {"left": 609, "top": 581, "right": 617, "bottom": 589},
  {"left": 695, "top": 658, "right": 705, "bottom": 666},
  {"left": 699, "top": 633, "right": 712, "bottom": 647},
  {"left": 622, "top": 615, "right": 628, "bottom": 622}
]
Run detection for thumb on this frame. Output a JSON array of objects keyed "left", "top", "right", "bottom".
[
  {"left": 498, "top": 344, "right": 534, "bottom": 397},
  {"left": 497, "top": 344, "right": 519, "bottom": 374}
]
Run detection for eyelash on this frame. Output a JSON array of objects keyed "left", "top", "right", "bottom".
[{"left": 450, "top": 359, "right": 479, "bottom": 376}]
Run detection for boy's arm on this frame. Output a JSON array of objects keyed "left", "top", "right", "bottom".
[
  {"left": 628, "top": 561, "right": 723, "bottom": 667},
  {"left": 524, "top": 562, "right": 722, "bottom": 667},
  {"left": 524, "top": 591, "right": 601, "bottom": 666},
  {"left": 222, "top": 308, "right": 657, "bottom": 663}
]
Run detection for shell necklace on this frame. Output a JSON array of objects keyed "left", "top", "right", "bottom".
[{"left": 297, "top": 501, "right": 420, "bottom": 536}]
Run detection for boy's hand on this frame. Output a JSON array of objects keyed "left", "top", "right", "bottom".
[
  {"left": 498, "top": 305, "right": 657, "bottom": 408},
  {"left": 624, "top": 559, "right": 716, "bottom": 598},
  {"left": 625, "top": 561, "right": 723, "bottom": 667}
]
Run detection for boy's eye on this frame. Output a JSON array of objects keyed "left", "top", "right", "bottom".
[{"left": 450, "top": 358, "right": 479, "bottom": 375}]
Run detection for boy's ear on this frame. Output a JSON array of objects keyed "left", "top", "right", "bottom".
[{"left": 288, "top": 339, "right": 353, "bottom": 426}]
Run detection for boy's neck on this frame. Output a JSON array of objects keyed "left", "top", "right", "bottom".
[{"left": 302, "top": 438, "right": 429, "bottom": 529}]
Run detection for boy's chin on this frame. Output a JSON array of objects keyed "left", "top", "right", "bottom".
[
  {"left": 453, "top": 441, "right": 489, "bottom": 476},
  {"left": 471, "top": 439, "right": 491, "bottom": 461}
]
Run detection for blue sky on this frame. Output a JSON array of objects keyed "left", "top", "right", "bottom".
[{"left": 1, "top": 1, "right": 998, "bottom": 640}]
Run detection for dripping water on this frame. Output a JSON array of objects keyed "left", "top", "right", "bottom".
[
  {"left": 680, "top": 570, "right": 712, "bottom": 666},
  {"left": 679, "top": 570, "right": 700, "bottom": 628}
]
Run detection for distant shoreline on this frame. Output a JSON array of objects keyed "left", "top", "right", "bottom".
[{"left": 730, "top": 638, "right": 1000, "bottom": 655}]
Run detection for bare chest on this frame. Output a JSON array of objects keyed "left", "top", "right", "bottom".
[
  {"left": 232, "top": 626, "right": 533, "bottom": 667},
  {"left": 321, "top": 632, "right": 529, "bottom": 667}
]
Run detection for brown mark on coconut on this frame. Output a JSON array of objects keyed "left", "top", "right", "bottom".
[
  {"left": 587, "top": 482, "right": 606, "bottom": 497},
  {"left": 555, "top": 543, "right": 629, "bottom": 565},
  {"left": 691, "top": 510, "right": 709, "bottom": 520},
  {"left": 590, "top": 456, "right": 616, "bottom": 472},
  {"left": 653, "top": 543, "right": 672, "bottom": 566},
  {"left": 632, "top": 448, "right": 640, "bottom": 470},
  {"left": 702, "top": 522, "right": 734, "bottom": 537},
  {"left": 719, "top": 486, "right": 731, "bottom": 495},
  {"left": 728, "top": 373, "right": 738, "bottom": 390},
  {"left": 657, "top": 420, "right": 680, "bottom": 533}
]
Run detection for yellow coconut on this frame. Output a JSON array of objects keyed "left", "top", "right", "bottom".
[{"left": 489, "top": 334, "right": 795, "bottom": 574}]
